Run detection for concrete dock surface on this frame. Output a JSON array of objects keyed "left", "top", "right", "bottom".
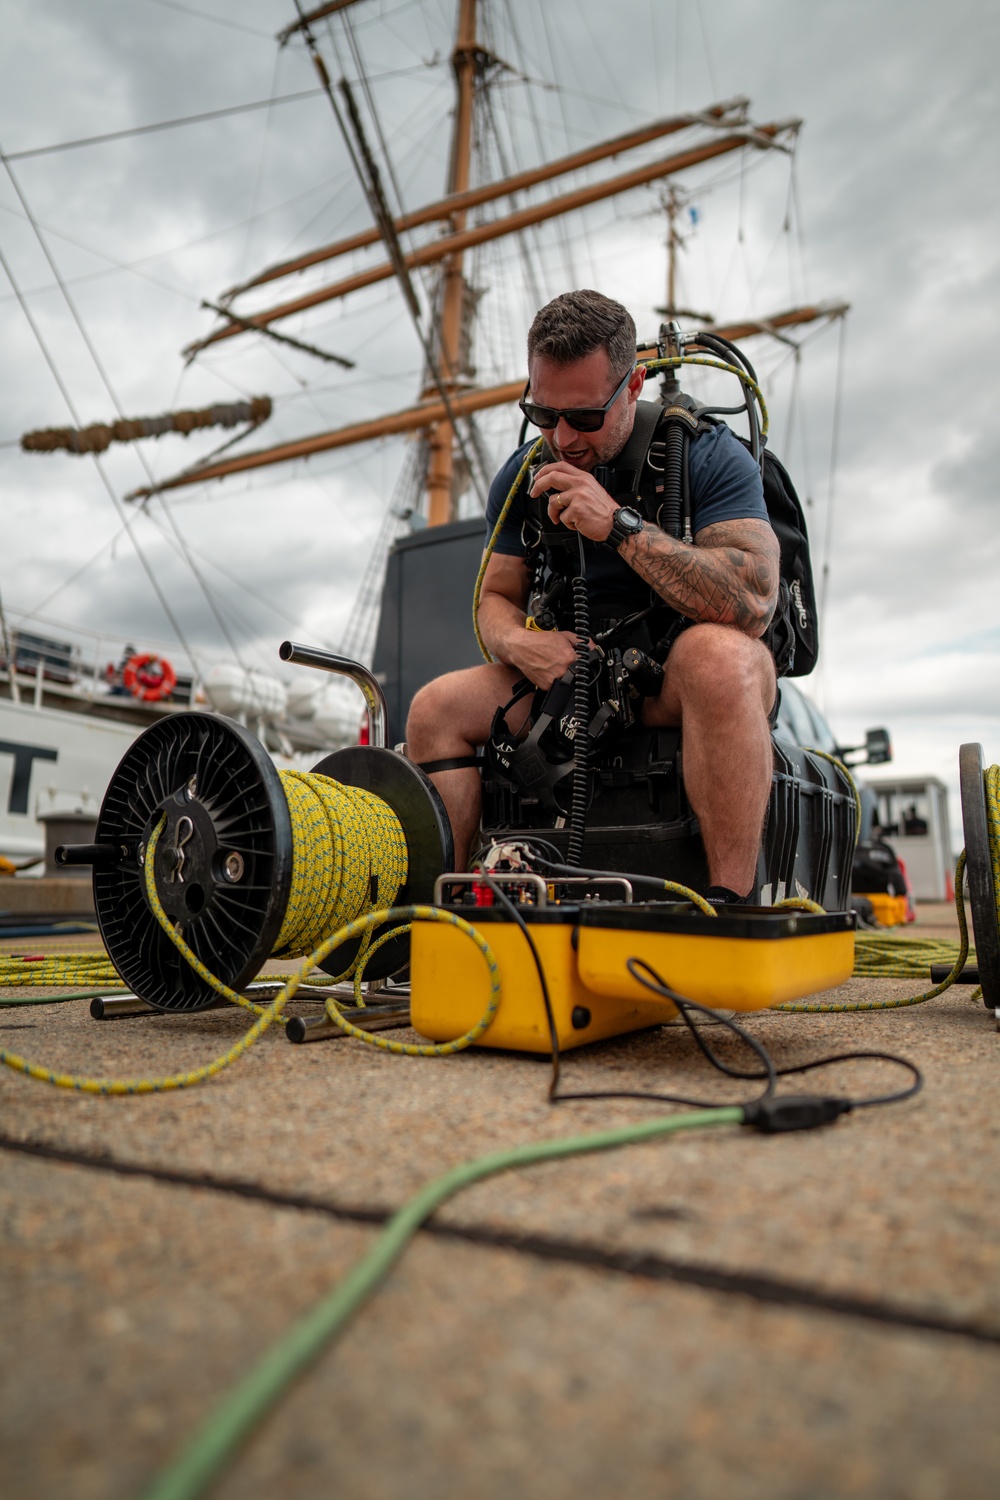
[{"left": 1, "top": 901, "right": 998, "bottom": 1499}]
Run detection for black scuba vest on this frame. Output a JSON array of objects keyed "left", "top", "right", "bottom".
[
  {"left": 519, "top": 399, "right": 819, "bottom": 679},
  {"left": 520, "top": 400, "right": 707, "bottom": 663},
  {"left": 520, "top": 401, "right": 688, "bottom": 662}
]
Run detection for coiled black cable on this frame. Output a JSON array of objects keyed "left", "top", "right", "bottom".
[
  {"left": 565, "top": 531, "right": 591, "bottom": 866},
  {"left": 660, "top": 419, "right": 684, "bottom": 537}
]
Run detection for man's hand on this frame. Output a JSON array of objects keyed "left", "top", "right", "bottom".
[
  {"left": 504, "top": 627, "right": 579, "bottom": 691},
  {"left": 531, "top": 461, "right": 617, "bottom": 543},
  {"left": 477, "top": 550, "right": 580, "bottom": 687}
]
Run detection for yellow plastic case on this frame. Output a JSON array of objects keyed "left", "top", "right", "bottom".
[
  {"left": 857, "top": 892, "right": 909, "bottom": 928},
  {"left": 409, "top": 903, "right": 855, "bottom": 1054},
  {"left": 575, "top": 904, "right": 855, "bottom": 1011},
  {"left": 410, "top": 908, "right": 678, "bottom": 1053}
]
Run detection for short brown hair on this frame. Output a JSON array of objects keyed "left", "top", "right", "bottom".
[{"left": 527, "top": 290, "right": 636, "bottom": 379}]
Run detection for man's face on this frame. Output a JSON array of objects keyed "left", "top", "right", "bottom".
[{"left": 526, "top": 348, "right": 645, "bottom": 472}]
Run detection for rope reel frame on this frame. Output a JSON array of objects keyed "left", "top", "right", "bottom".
[
  {"left": 92, "top": 714, "right": 294, "bottom": 1013},
  {"left": 309, "top": 745, "right": 453, "bottom": 981},
  {"left": 87, "top": 715, "right": 454, "bottom": 1012},
  {"left": 959, "top": 742, "right": 1000, "bottom": 1009}
]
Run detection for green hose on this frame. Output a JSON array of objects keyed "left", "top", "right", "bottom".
[{"left": 141, "top": 1105, "right": 742, "bottom": 1500}]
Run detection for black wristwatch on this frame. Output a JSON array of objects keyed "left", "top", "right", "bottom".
[{"left": 605, "top": 505, "right": 644, "bottom": 551}]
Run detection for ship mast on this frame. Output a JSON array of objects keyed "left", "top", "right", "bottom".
[
  {"left": 657, "top": 186, "right": 712, "bottom": 324},
  {"left": 144, "top": 5, "right": 832, "bottom": 507},
  {"left": 426, "top": 0, "right": 480, "bottom": 526}
]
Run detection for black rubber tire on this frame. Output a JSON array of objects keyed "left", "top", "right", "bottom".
[
  {"left": 93, "top": 714, "right": 293, "bottom": 1012},
  {"left": 958, "top": 743, "right": 1000, "bottom": 1010}
]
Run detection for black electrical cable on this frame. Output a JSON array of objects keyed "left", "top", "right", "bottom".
[
  {"left": 475, "top": 873, "right": 564, "bottom": 1098},
  {"left": 474, "top": 871, "right": 922, "bottom": 1119},
  {"left": 692, "top": 329, "right": 759, "bottom": 385},
  {"left": 627, "top": 959, "right": 923, "bottom": 1112},
  {"left": 565, "top": 529, "right": 591, "bottom": 866},
  {"left": 511, "top": 842, "right": 700, "bottom": 900},
  {"left": 555, "top": 960, "right": 780, "bottom": 1111},
  {"left": 686, "top": 330, "right": 762, "bottom": 462},
  {"left": 477, "top": 872, "right": 777, "bottom": 1110}
]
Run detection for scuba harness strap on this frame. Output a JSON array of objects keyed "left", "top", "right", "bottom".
[{"left": 417, "top": 755, "right": 481, "bottom": 774}]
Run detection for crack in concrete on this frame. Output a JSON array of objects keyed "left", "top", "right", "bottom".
[{"left": 2, "top": 1128, "right": 998, "bottom": 1349}]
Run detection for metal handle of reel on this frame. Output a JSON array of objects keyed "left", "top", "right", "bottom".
[{"left": 279, "top": 639, "right": 388, "bottom": 749}]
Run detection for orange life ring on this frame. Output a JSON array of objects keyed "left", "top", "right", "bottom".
[{"left": 123, "top": 652, "right": 177, "bottom": 703}]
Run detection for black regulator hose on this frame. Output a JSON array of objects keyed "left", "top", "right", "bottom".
[
  {"left": 661, "top": 420, "right": 685, "bottom": 538},
  {"left": 566, "top": 531, "right": 591, "bottom": 866}
]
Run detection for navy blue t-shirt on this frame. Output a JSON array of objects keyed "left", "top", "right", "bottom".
[{"left": 484, "top": 415, "right": 768, "bottom": 617}]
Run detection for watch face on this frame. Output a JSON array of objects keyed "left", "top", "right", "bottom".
[{"left": 619, "top": 507, "right": 643, "bottom": 531}]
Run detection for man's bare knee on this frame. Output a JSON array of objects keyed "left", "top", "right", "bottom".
[
  {"left": 668, "top": 625, "right": 774, "bottom": 712},
  {"left": 407, "top": 674, "right": 462, "bottom": 740},
  {"left": 406, "top": 663, "right": 521, "bottom": 759}
]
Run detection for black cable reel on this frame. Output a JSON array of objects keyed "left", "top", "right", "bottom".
[{"left": 56, "top": 651, "right": 453, "bottom": 1013}]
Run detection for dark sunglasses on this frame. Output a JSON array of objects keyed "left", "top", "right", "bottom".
[{"left": 518, "top": 364, "right": 635, "bottom": 433}]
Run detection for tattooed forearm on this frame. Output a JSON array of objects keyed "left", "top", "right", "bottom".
[{"left": 621, "top": 518, "right": 780, "bottom": 636}]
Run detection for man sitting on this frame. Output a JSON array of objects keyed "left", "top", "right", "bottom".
[{"left": 406, "top": 289, "right": 780, "bottom": 904}]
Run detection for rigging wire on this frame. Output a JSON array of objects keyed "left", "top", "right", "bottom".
[
  {"left": 25, "top": 526, "right": 130, "bottom": 618},
  {"left": 476, "top": 51, "right": 544, "bottom": 311},
  {"left": 818, "top": 312, "right": 848, "bottom": 640},
  {"left": 786, "top": 347, "right": 806, "bottom": 497},
  {"left": 535, "top": 5, "right": 588, "bottom": 287},
  {"left": 0, "top": 171, "right": 362, "bottom": 310},
  {"left": 746, "top": 211, "right": 797, "bottom": 308},
  {"left": 339, "top": 11, "right": 411, "bottom": 225},
  {"left": 4, "top": 59, "right": 438, "bottom": 166},
  {"left": 3, "top": 90, "right": 327, "bottom": 163},
  {"left": 0, "top": 200, "right": 197, "bottom": 306},
  {"left": 0, "top": 149, "right": 262, "bottom": 690},
  {"left": 0, "top": 214, "right": 200, "bottom": 669},
  {"left": 694, "top": 0, "right": 721, "bottom": 102},
  {"left": 141, "top": 0, "right": 273, "bottom": 38},
  {"left": 235, "top": 52, "right": 284, "bottom": 284},
  {"left": 783, "top": 146, "right": 803, "bottom": 309},
  {"left": 320, "top": 0, "right": 488, "bottom": 483},
  {"left": 140, "top": 514, "right": 336, "bottom": 640},
  {"left": 288, "top": 0, "right": 488, "bottom": 510},
  {"left": 674, "top": 0, "right": 682, "bottom": 111},
  {"left": 788, "top": 149, "right": 811, "bottom": 305}
]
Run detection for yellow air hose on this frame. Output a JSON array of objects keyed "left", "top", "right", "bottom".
[{"left": 473, "top": 437, "right": 542, "bottom": 663}]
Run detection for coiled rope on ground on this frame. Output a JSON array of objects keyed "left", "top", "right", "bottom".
[{"left": 779, "top": 757, "right": 999, "bottom": 1010}]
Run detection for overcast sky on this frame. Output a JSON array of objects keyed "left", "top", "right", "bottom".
[{"left": 1, "top": 0, "right": 997, "bottom": 839}]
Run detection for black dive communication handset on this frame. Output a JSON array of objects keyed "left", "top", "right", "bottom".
[
  {"left": 525, "top": 465, "right": 580, "bottom": 632},
  {"left": 524, "top": 466, "right": 664, "bottom": 745}
]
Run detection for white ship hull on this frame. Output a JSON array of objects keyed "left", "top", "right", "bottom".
[{"left": 0, "top": 696, "right": 140, "bottom": 863}]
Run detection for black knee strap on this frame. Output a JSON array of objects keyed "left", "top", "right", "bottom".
[{"left": 417, "top": 755, "right": 481, "bottom": 774}]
